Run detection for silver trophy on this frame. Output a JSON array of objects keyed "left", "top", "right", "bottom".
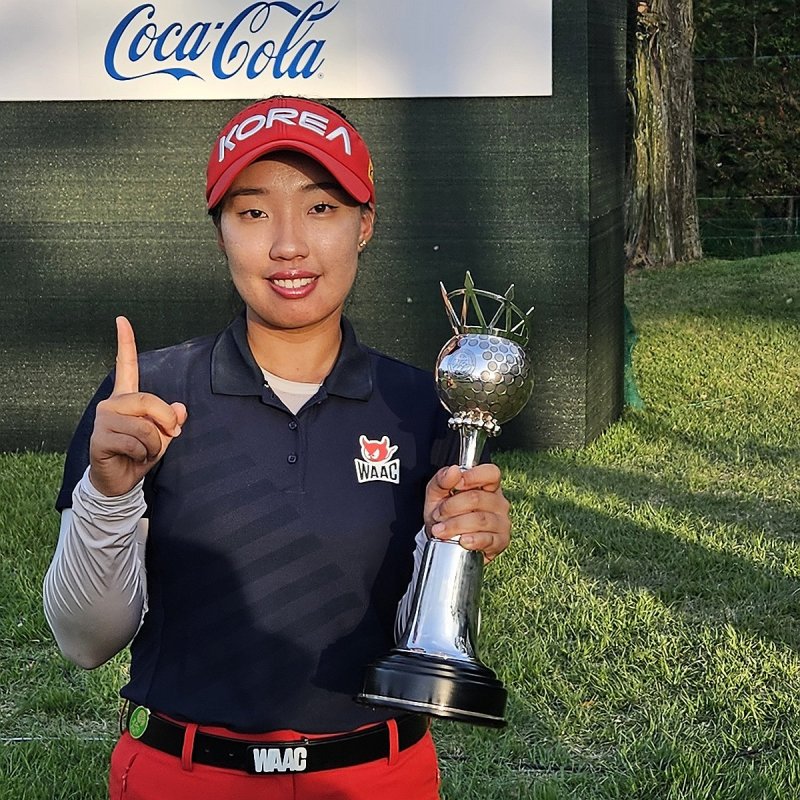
[{"left": 358, "top": 272, "right": 533, "bottom": 727}]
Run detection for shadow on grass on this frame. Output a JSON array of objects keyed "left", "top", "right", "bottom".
[
  {"left": 632, "top": 413, "right": 800, "bottom": 475},
  {"left": 499, "top": 448, "right": 800, "bottom": 652}
]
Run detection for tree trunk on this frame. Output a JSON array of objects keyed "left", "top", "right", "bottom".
[{"left": 625, "top": 0, "right": 703, "bottom": 268}]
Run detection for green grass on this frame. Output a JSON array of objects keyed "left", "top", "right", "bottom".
[{"left": 2, "top": 252, "right": 799, "bottom": 799}]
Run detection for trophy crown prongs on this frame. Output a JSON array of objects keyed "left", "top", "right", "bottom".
[
  {"left": 459, "top": 271, "right": 489, "bottom": 331},
  {"left": 487, "top": 283, "right": 516, "bottom": 333},
  {"left": 440, "top": 273, "right": 533, "bottom": 346},
  {"left": 440, "top": 281, "right": 463, "bottom": 336},
  {"left": 509, "top": 305, "right": 535, "bottom": 340}
]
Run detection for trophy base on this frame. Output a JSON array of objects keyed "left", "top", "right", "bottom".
[{"left": 356, "top": 650, "right": 507, "bottom": 728}]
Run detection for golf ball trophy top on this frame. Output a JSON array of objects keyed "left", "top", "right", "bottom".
[{"left": 357, "top": 272, "right": 534, "bottom": 727}]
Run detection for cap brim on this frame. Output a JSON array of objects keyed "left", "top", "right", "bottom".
[{"left": 207, "top": 139, "right": 373, "bottom": 209}]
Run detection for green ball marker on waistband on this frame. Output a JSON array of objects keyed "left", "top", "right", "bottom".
[{"left": 128, "top": 706, "right": 150, "bottom": 739}]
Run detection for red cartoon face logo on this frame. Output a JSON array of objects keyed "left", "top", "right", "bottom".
[
  {"left": 359, "top": 435, "right": 398, "bottom": 463},
  {"left": 354, "top": 434, "right": 401, "bottom": 484}
]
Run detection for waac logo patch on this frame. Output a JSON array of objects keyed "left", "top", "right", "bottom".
[{"left": 354, "top": 435, "right": 400, "bottom": 484}]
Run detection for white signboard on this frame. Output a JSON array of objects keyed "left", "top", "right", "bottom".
[{"left": 0, "top": 1, "right": 551, "bottom": 100}]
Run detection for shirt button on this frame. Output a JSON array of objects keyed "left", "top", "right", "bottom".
[
  {"left": 287, "top": 454, "right": 298, "bottom": 464},
  {"left": 288, "top": 421, "right": 298, "bottom": 430}
]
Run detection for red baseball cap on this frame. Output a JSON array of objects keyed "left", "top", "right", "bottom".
[{"left": 206, "top": 97, "right": 375, "bottom": 210}]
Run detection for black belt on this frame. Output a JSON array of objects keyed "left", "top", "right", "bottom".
[{"left": 124, "top": 706, "right": 428, "bottom": 775}]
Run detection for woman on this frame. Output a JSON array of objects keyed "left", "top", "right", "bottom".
[{"left": 44, "top": 96, "right": 511, "bottom": 800}]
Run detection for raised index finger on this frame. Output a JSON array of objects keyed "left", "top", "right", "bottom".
[{"left": 113, "top": 316, "right": 139, "bottom": 395}]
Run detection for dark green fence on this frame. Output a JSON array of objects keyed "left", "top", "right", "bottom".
[{"left": 0, "top": 1, "right": 626, "bottom": 452}]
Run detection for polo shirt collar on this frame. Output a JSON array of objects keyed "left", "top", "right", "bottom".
[{"left": 210, "top": 313, "right": 373, "bottom": 400}]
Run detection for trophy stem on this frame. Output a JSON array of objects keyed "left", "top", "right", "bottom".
[
  {"left": 357, "top": 533, "right": 507, "bottom": 727},
  {"left": 458, "top": 427, "right": 487, "bottom": 470}
]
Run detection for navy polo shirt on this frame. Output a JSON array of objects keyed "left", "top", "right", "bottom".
[{"left": 57, "top": 314, "right": 459, "bottom": 733}]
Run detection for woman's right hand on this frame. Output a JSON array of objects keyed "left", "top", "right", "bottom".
[{"left": 88, "top": 317, "right": 188, "bottom": 497}]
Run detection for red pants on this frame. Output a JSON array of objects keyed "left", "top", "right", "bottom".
[{"left": 108, "top": 720, "right": 440, "bottom": 800}]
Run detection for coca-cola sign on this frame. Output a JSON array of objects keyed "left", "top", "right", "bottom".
[
  {"left": 104, "top": 2, "right": 336, "bottom": 83},
  {"left": 0, "top": 0, "right": 552, "bottom": 100}
]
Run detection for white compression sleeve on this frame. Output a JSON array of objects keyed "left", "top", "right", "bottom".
[
  {"left": 395, "top": 527, "right": 428, "bottom": 641},
  {"left": 43, "top": 467, "right": 149, "bottom": 669}
]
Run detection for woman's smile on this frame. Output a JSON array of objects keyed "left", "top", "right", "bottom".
[{"left": 268, "top": 271, "right": 319, "bottom": 297}]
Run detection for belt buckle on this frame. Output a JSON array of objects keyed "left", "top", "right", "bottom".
[{"left": 247, "top": 743, "right": 309, "bottom": 775}]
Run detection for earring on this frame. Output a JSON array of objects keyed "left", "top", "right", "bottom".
[{"left": 358, "top": 240, "right": 367, "bottom": 249}]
